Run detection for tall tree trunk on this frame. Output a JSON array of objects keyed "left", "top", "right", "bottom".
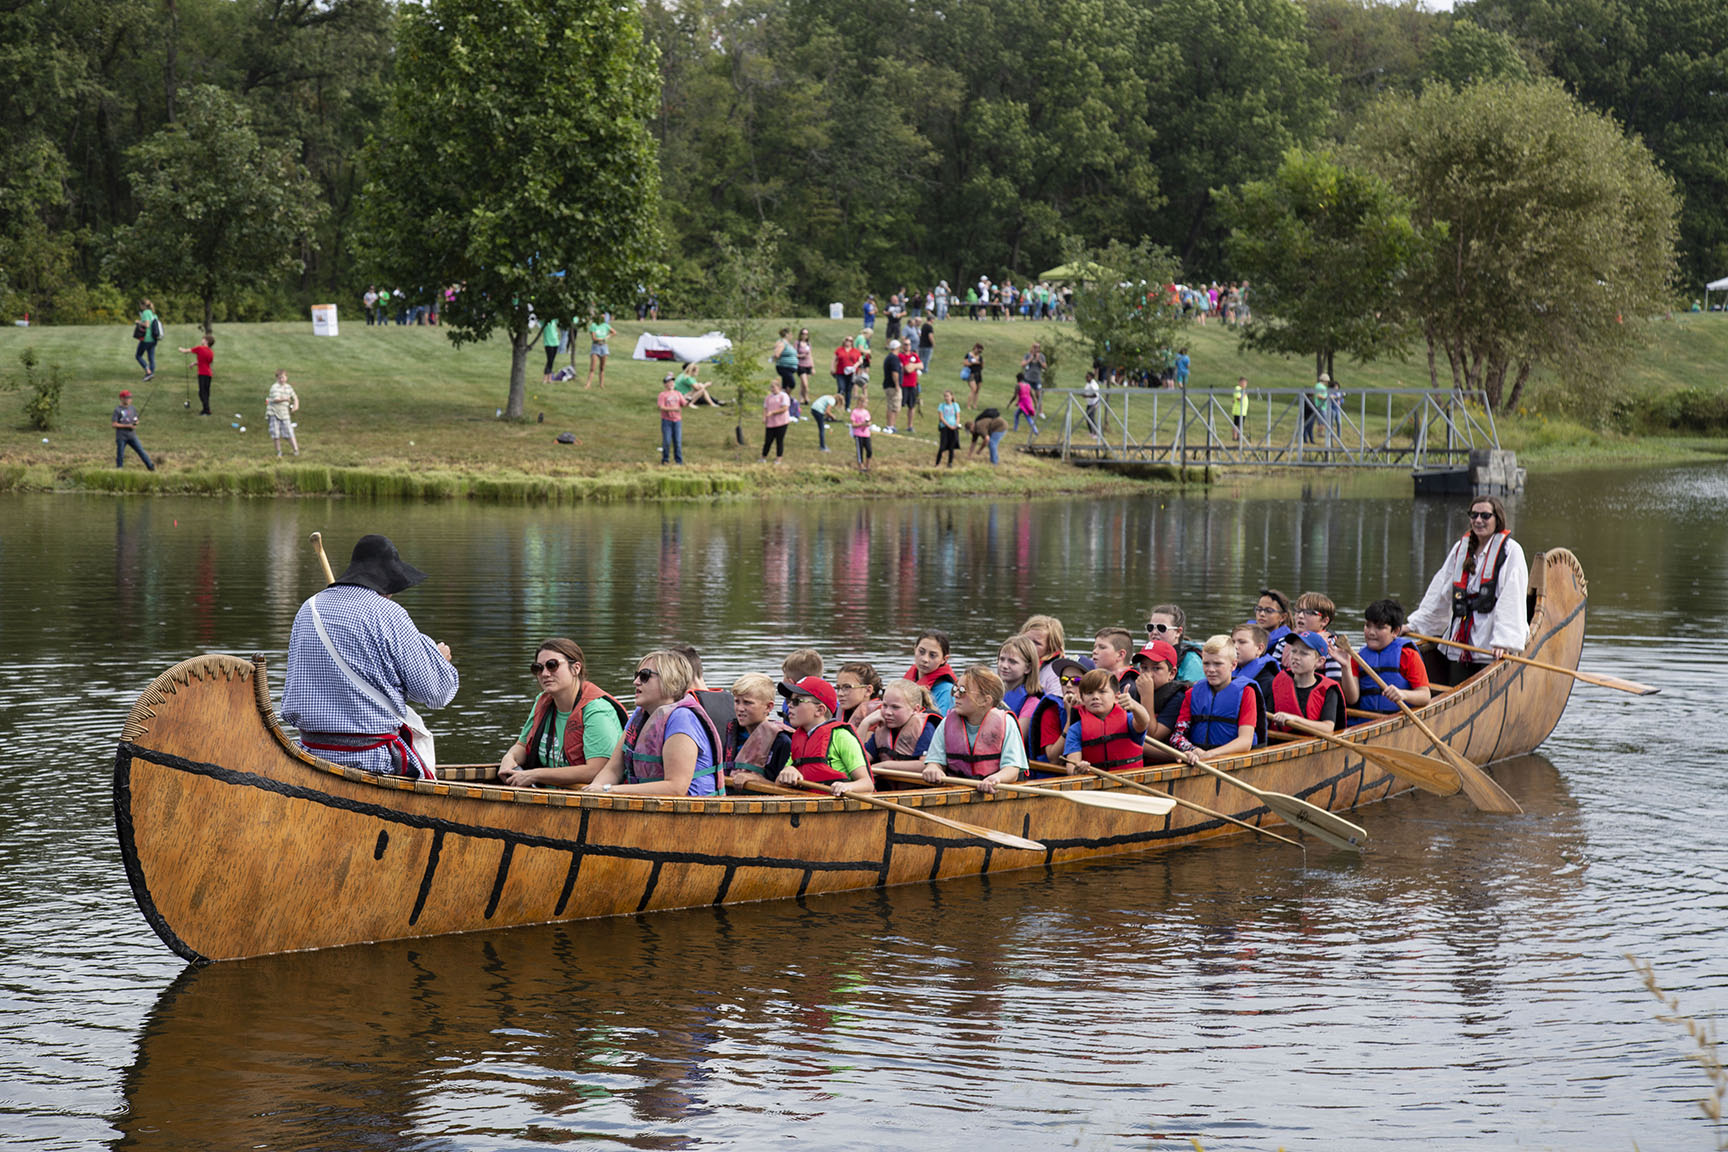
[
  {"left": 1424, "top": 325, "right": 1439, "bottom": 389},
  {"left": 506, "top": 332, "right": 530, "bottom": 420},
  {"left": 201, "top": 291, "right": 213, "bottom": 338},
  {"left": 1504, "top": 360, "right": 1532, "bottom": 413},
  {"left": 164, "top": 0, "right": 179, "bottom": 123}
]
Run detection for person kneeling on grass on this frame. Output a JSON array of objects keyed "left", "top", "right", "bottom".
[
  {"left": 1268, "top": 630, "right": 1345, "bottom": 736},
  {"left": 919, "top": 666, "right": 1027, "bottom": 794},
  {"left": 775, "top": 676, "right": 874, "bottom": 797},
  {"left": 1059, "top": 668, "right": 1151, "bottom": 773},
  {"left": 1338, "top": 598, "right": 1431, "bottom": 722},
  {"left": 1171, "top": 635, "right": 1262, "bottom": 762}
]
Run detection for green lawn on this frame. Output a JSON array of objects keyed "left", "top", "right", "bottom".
[{"left": 1, "top": 309, "right": 1723, "bottom": 498}]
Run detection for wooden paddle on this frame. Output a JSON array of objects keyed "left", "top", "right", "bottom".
[
  {"left": 1034, "top": 760, "right": 1306, "bottom": 851},
  {"left": 309, "top": 531, "right": 336, "bottom": 585},
  {"left": 1343, "top": 640, "right": 1521, "bottom": 815},
  {"left": 1285, "top": 728, "right": 1462, "bottom": 797},
  {"left": 1403, "top": 631, "right": 1658, "bottom": 696},
  {"left": 872, "top": 767, "right": 1176, "bottom": 816},
  {"left": 1142, "top": 738, "right": 1367, "bottom": 853},
  {"left": 739, "top": 777, "right": 1046, "bottom": 852}
]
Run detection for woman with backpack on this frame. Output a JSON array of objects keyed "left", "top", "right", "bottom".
[{"left": 133, "top": 300, "right": 161, "bottom": 381}]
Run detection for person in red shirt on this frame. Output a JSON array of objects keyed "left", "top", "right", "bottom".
[
  {"left": 178, "top": 334, "right": 215, "bottom": 415},
  {"left": 1337, "top": 598, "right": 1432, "bottom": 720},
  {"left": 895, "top": 345, "right": 924, "bottom": 433},
  {"left": 832, "top": 336, "right": 863, "bottom": 407}
]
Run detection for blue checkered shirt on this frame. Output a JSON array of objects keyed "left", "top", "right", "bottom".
[{"left": 281, "top": 585, "right": 460, "bottom": 774}]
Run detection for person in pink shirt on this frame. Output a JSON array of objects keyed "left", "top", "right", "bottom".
[
  {"left": 761, "top": 375, "right": 792, "bottom": 464},
  {"left": 896, "top": 345, "right": 924, "bottom": 433},
  {"left": 850, "top": 395, "right": 873, "bottom": 472},
  {"left": 658, "top": 373, "right": 689, "bottom": 465},
  {"left": 1013, "top": 374, "right": 1039, "bottom": 435}
]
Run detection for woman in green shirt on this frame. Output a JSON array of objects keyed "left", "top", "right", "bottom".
[
  {"left": 584, "top": 312, "right": 616, "bottom": 390},
  {"left": 497, "top": 638, "right": 627, "bottom": 788},
  {"left": 673, "top": 362, "right": 724, "bottom": 406}
]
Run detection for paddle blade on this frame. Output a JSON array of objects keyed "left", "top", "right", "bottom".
[
  {"left": 855, "top": 794, "right": 1047, "bottom": 852},
  {"left": 1052, "top": 789, "right": 1178, "bottom": 817},
  {"left": 1258, "top": 794, "right": 1368, "bottom": 853},
  {"left": 1358, "top": 745, "right": 1463, "bottom": 797},
  {"left": 1435, "top": 745, "right": 1523, "bottom": 815},
  {"left": 1574, "top": 669, "right": 1659, "bottom": 695}
]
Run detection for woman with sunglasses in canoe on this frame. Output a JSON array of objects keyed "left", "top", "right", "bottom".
[
  {"left": 1407, "top": 495, "right": 1529, "bottom": 687},
  {"left": 497, "top": 639, "right": 627, "bottom": 789},
  {"left": 584, "top": 649, "right": 727, "bottom": 796}
]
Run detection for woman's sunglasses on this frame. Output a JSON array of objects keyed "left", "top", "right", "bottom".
[
  {"left": 633, "top": 668, "right": 658, "bottom": 684},
  {"left": 530, "top": 658, "right": 564, "bottom": 675}
]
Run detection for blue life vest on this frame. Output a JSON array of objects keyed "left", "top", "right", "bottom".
[
  {"left": 1354, "top": 639, "right": 1412, "bottom": 714},
  {"left": 1186, "top": 677, "right": 1260, "bottom": 750},
  {"left": 1238, "top": 653, "right": 1275, "bottom": 684}
]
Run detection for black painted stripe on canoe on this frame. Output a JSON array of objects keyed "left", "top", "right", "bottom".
[
  {"left": 554, "top": 848, "right": 582, "bottom": 917},
  {"left": 484, "top": 841, "right": 514, "bottom": 920},
  {"left": 118, "top": 743, "right": 884, "bottom": 877},
  {"left": 636, "top": 860, "right": 663, "bottom": 913},
  {"left": 112, "top": 746, "right": 209, "bottom": 966},
  {"left": 409, "top": 829, "right": 444, "bottom": 926}
]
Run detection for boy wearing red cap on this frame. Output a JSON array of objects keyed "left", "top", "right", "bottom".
[
  {"left": 776, "top": 676, "right": 873, "bottom": 796},
  {"left": 1132, "top": 639, "right": 1190, "bottom": 744}
]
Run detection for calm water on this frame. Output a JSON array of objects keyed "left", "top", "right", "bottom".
[{"left": 1, "top": 469, "right": 1725, "bottom": 1149}]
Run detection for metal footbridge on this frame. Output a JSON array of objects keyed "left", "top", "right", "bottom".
[{"left": 1022, "top": 386, "right": 1501, "bottom": 471}]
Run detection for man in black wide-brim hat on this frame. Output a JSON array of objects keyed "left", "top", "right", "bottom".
[{"left": 281, "top": 534, "right": 459, "bottom": 779}]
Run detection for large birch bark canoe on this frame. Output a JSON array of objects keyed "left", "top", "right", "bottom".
[{"left": 114, "top": 548, "right": 1590, "bottom": 964}]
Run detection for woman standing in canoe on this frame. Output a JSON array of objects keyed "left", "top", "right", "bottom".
[
  {"left": 498, "top": 639, "right": 627, "bottom": 789},
  {"left": 1408, "top": 495, "right": 1529, "bottom": 686}
]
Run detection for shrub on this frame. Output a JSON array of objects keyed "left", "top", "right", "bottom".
[{"left": 4, "top": 347, "right": 64, "bottom": 430}]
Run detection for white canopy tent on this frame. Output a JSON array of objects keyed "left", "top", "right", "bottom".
[{"left": 1705, "top": 276, "right": 1728, "bottom": 312}]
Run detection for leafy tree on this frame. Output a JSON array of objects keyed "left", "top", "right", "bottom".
[
  {"left": 1217, "top": 147, "right": 1432, "bottom": 383},
  {"left": 360, "top": 0, "right": 661, "bottom": 419},
  {"left": 707, "top": 222, "right": 792, "bottom": 423},
  {"left": 1143, "top": 0, "right": 1337, "bottom": 269},
  {"left": 1421, "top": 20, "right": 1530, "bottom": 89},
  {"left": 107, "top": 84, "right": 325, "bottom": 334},
  {"left": 1469, "top": 0, "right": 1728, "bottom": 285},
  {"left": 1064, "top": 238, "right": 1184, "bottom": 380},
  {"left": 1299, "top": 0, "right": 1447, "bottom": 122},
  {"left": 1353, "top": 78, "right": 1679, "bottom": 411}
]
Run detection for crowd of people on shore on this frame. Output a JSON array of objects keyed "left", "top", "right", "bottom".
[{"left": 280, "top": 498, "right": 1530, "bottom": 802}]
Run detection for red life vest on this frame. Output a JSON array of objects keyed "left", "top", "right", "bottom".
[
  {"left": 942, "top": 708, "right": 1010, "bottom": 778},
  {"left": 1079, "top": 705, "right": 1146, "bottom": 770},
  {"left": 1269, "top": 671, "right": 1342, "bottom": 730},
  {"left": 787, "top": 719, "right": 866, "bottom": 784},
  {"left": 905, "top": 663, "right": 957, "bottom": 692},
  {"left": 523, "top": 681, "right": 628, "bottom": 769}
]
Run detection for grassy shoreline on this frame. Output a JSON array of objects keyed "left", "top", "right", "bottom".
[{"left": 2, "top": 315, "right": 1724, "bottom": 501}]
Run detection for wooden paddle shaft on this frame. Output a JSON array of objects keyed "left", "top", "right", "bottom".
[
  {"left": 310, "top": 531, "right": 336, "bottom": 585},
  {"left": 1045, "top": 760, "right": 1305, "bottom": 851},
  {"left": 741, "top": 777, "right": 1045, "bottom": 852},
  {"left": 1348, "top": 648, "right": 1521, "bottom": 815},
  {"left": 1404, "top": 630, "right": 1657, "bottom": 695}
]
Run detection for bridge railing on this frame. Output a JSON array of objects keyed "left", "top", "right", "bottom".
[{"left": 1024, "top": 386, "right": 1499, "bottom": 469}]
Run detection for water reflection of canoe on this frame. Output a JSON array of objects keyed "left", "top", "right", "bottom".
[{"left": 113, "top": 549, "right": 1589, "bottom": 963}]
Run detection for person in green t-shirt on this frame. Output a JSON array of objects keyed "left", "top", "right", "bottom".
[
  {"left": 673, "top": 362, "right": 725, "bottom": 406},
  {"left": 584, "top": 311, "right": 616, "bottom": 390},
  {"left": 540, "top": 316, "right": 561, "bottom": 383},
  {"left": 497, "top": 639, "right": 626, "bottom": 788}
]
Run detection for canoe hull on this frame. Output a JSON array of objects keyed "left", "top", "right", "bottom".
[{"left": 115, "top": 548, "right": 1588, "bottom": 963}]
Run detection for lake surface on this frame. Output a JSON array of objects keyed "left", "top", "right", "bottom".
[{"left": 1, "top": 468, "right": 1724, "bottom": 1150}]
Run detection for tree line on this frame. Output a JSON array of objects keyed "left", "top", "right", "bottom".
[{"left": 0, "top": 0, "right": 1714, "bottom": 412}]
